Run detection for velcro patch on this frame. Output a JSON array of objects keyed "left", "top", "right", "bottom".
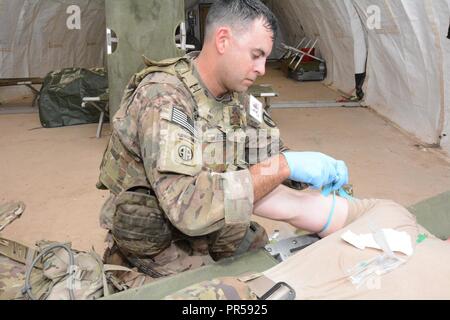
[{"left": 171, "top": 107, "right": 197, "bottom": 137}]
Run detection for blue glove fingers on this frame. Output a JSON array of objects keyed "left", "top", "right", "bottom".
[
  {"left": 283, "top": 152, "right": 345, "bottom": 191},
  {"left": 332, "top": 160, "right": 348, "bottom": 191},
  {"left": 324, "top": 163, "right": 338, "bottom": 188}
]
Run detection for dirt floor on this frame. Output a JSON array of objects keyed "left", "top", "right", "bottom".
[{"left": 2, "top": 67, "right": 450, "bottom": 255}]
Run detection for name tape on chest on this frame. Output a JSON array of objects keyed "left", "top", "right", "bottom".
[{"left": 249, "top": 95, "right": 263, "bottom": 124}]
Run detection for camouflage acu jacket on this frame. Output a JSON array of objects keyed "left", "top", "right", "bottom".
[{"left": 98, "top": 52, "right": 288, "bottom": 244}]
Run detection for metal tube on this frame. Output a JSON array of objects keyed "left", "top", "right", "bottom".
[
  {"left": 282, "top": 38, "right": 305, "bottom": 60},
  {"left": 289, "top": 39, "right": 312, "bottom": 66},
  {"left": 293, "top": 39, "right": 318, "bottom": 71},
  {"left": 282, "top": 44, "right": 324, "bottom": 63},
  {"left": 97, "top": 110, "right": 105, "bottom": 139}
]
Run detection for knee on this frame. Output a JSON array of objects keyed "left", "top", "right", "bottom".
[
  {"left": 112, "top": 190, "right": 173, "bottom": 257},
  {"left": 209, "top": 222, "right": 268, "bottom": 261}
]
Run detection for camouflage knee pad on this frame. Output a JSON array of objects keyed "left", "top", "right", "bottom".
[
  {"left": 209, "top": 221, "right": 268, "bottom": 261},
  {"left": 112, "top": 190, "right": 173, "bottom": 257},
  {"left": 235, "top": 221, "right": 269, "bottom": 255}
]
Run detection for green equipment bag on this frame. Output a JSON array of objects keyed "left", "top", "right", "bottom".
[{"left": 38, "top": 67, "right": 108, "bottom": 128}]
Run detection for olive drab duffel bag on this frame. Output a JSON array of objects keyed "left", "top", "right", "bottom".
[{"left": 38, "top": 67, "right": 108, "bottom": 128}]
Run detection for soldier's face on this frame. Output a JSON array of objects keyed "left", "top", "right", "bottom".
[{"left": 222, "top": 18, "right": 274, "bottom": 93}]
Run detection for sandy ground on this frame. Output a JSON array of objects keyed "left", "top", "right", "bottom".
[
  {"left": 1, "top": 70, "right": 450, "bottom": 254},
  {"left": 0, "top": 109, "right": 111, "bottom": 253}
]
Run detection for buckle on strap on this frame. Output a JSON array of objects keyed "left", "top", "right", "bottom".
[
  {"left": 259, "top": 281, "right": 296, "bottom": 300},
  {"left": 176, "top": 63, "right": 199, "bottom": 88},
  {"left": 240, "top": 273, "right": 296, "bottom": 300},
  {"left": 183, "top": 74, "right": 202, "bottom": 94}
]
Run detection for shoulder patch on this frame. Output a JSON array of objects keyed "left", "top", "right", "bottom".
[
  {"left": 171, "top": 107, "right": 197, "bottom": 136},
  {"left": 178, "top": 145, "right": 193, "bottom": 161}
]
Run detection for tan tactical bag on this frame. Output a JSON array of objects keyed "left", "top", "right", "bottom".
[{"left": 0, "top": 201, "right": 146, "bottom": 300}]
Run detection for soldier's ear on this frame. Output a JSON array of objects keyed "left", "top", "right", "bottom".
[{"left": 215, "top": 26, "right": 231, "bottom": 55}]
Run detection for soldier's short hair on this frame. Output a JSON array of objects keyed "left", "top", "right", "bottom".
[{"left": 205, "top": 0, "right": 278, "bottom": 40}]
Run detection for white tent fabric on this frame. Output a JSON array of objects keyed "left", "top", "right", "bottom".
[
  {"left": 433, "top": 1, "right": 450, "bottom": 154},
  {"left": 347, "top": 1, "right": 367, "bottom": 75},
  {"left": 1, "top": 0, "right": 449, "bottom": 156},
  {"left": 277, "top": 0, "right": 358, "bottom": 94},
  {"left": 354, "top": 0, "right": 444, "bottom": 145},
  {"left": 0, "top": 0, "right": 105, "bottom": 103},
  {"left": 275, "top": 0, "right": 450, "bottom": 155}
]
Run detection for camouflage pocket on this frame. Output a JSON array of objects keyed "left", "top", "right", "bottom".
[
  {"left": 98, "top": 132, "right": 150, "bottom": 195},
  {"left": 245, "top": 127, "right": 280, "bottom": 165},
  {"left": 227, "top": 129, "right": 247, "bottom": 169},
  {"left": 0, "top": 255, "right": 28, "bottom": 300},
  {"left": 112, "top": 190, "right": 173, "bottom": 257},
  {"left": 202, "top": 127, "right": 227, "bottom": 172}
]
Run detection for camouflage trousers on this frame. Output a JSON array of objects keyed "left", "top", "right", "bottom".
[{"left": 101, "top": 193, "right": 268, "bottom": 279}]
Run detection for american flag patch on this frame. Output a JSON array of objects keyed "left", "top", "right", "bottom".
[{"left": 171, "top": 107, "right": 197, "bottom": 136}]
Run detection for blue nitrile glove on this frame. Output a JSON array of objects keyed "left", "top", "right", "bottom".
[
  {"left": 333, "top": 159, "right": 349, "bottom": 190},
  {"left": 317, "top": 160, "right": 349, "bottom": 194},
  {"left": 282, "top": 152, "right": 348, "bottom": 191}
]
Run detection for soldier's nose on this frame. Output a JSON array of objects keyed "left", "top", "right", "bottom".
[{"left": 254, "top": 60, "right": 266, "bottom": 76}]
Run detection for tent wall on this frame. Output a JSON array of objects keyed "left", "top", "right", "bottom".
[
  {"left": 433, "top": 1, "right": 450, "bottom": 154},
  {"left": 274, "top": 0, "right": 450, "bottom": 156},
  {"left": 276, "top": 0, "right": 358, "bottom": 94},
  {"left": 272, "top": 0, "right": 305, "bottom": 46},
  {"left": 0, "top": 0, "right": 105, "bottom": 103},
  {"left": 185, "top": 0, "right": 286, "bottom": 59},
  {"left": 353, "top": 0, "right": 444, "bottom": 146},
  {"left": 1, "top": 0, "right": 449, "bottom": 157},
  {"left": 105, "top": 0, "right": 185, "bottom": 117}
]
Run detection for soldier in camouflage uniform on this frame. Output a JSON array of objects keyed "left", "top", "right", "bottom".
[{"left": 97, "top": 0, "right": 349, "bottom": 278}]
